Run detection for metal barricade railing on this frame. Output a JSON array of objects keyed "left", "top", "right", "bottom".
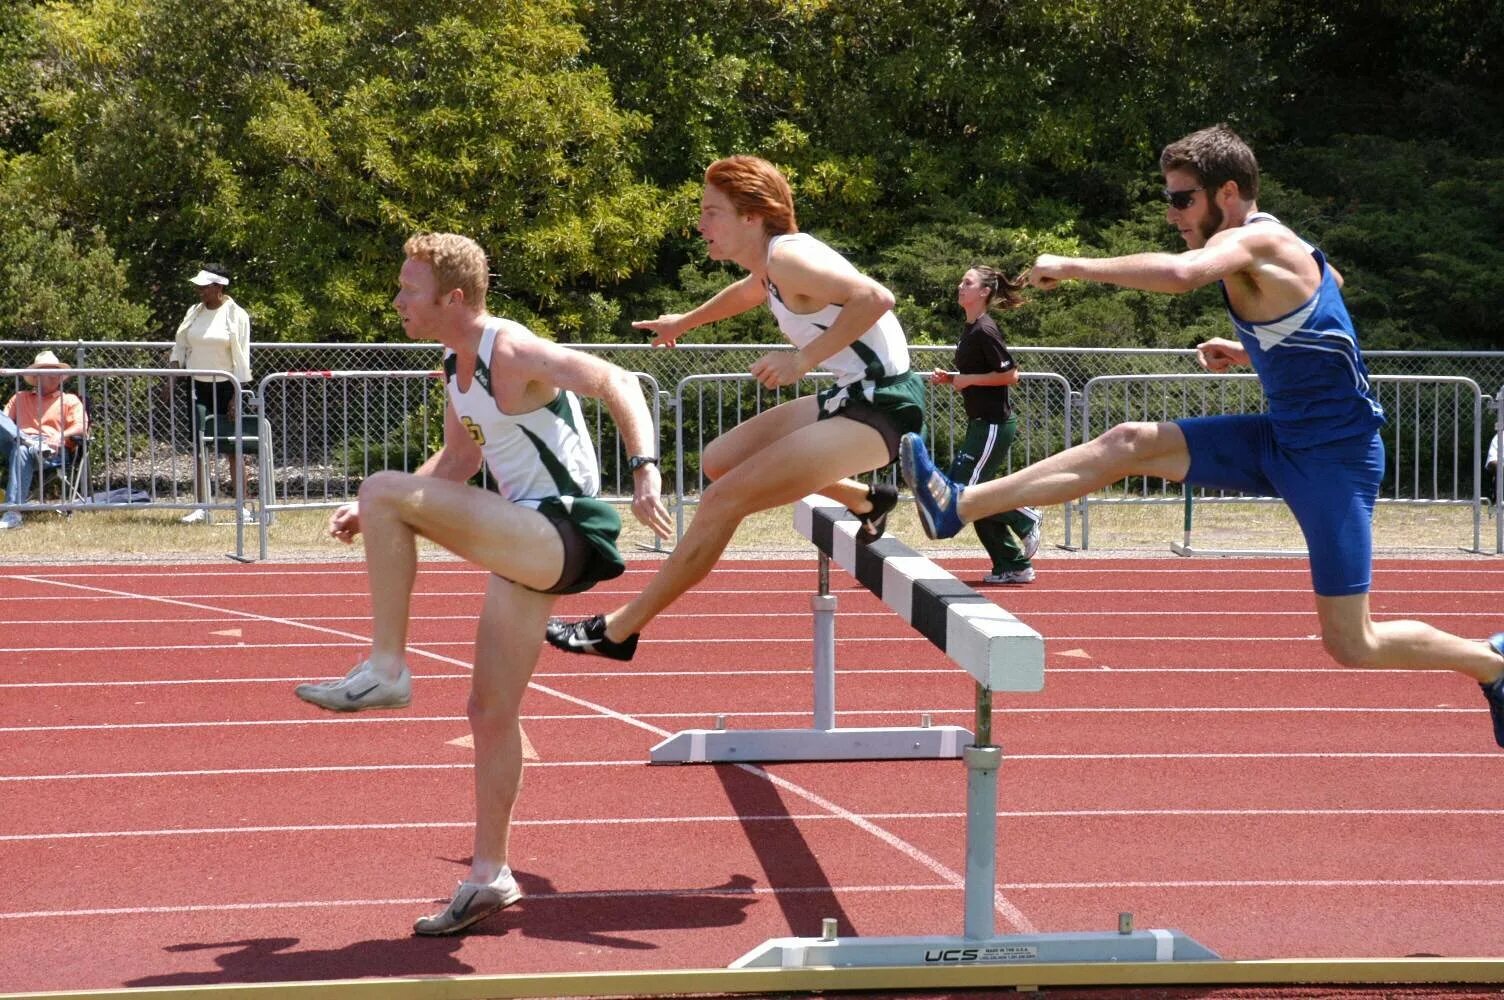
[
  {"left": 668, "top": 369, "right": 1075, "bottom": 542},
  {"left": 918, "top": 371, "right": 1076, "bottom": 548},
  {"left": 1491, "top": 384, "right": 1502, "bottom": 554},
  {"left": 669, "top": 372, "right": 836, "bottom": 539},
  {"left": 0, "top": 366, "right": 260, "bottom": 558},
  {"left": 1076, "top": 373, "right": 1488, "bottom": 553},
  {"left": 255, "top": 369, "right": 663, "bottom": 560}
]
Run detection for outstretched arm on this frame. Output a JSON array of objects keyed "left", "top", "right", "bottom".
[
  {"left": 631, "top": 274, "right": 766, "bottom": 348},
  {"left": 1029, "top": 226, "right": 1265, "bottom": 295}
]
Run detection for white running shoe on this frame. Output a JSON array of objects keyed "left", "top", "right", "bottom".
[
  {"left": 294, "top": 661, "right": 411, "bottom": 711},
  {"left": 180, "top": 508, "right": 207, "bottom": 524},
  {"left": 983, "top": 567, "right": 1036, "bottom": 585},
  {"left": 239, "top": 506, "right": 259, "bottom": 525},
  {"left": 413, "top": 871, "right": 522, "bottom": 936},
  {"left": 1019, "top": 509, "right": 1042, "bottom": 561},
  {"left": 0, "top": 511, "right": 21, "bottom": 530}
]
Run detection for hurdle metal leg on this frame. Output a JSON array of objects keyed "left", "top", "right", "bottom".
[
  {"left": 731, "top": 681, "right": 1220, "bottom": 969},
  {"left": 648, "top": 552, "right": 975, "bottom": 763}
]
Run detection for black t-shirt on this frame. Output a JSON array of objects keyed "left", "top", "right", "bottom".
[{"left": 954, "top": 313, "right": 1016, "bottom": 422}]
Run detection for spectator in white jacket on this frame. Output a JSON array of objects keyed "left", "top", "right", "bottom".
[{"left": 168, "top": 261, "right": 255, "bottom": 524}]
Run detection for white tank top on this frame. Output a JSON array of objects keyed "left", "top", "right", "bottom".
[
  {"left": 443, "top": 318, "right": 600, "bottom": 506},
  {"left": 763, "top": 233, "right": 910, "bottom": 385}
]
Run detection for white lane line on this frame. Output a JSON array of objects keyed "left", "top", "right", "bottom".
[
  {"left": 1, "top": 748, "right": 1496, "bottom": 783},
  {"left": 0, "top": 884, "right": 952, "bottom": 921},
  {"left": 0, "top": 761, "right": 640, "bottom": 782},
  {"left": 0, "top": 664, "right": 1483, "bottom": 690},
  {"left": 999, "top": 878, "right": 1504, "bottom": 890},
  {"left": 0, "top": 587, "right": 848, "bottom": 601},
  {"left": 3, "top": 707, "right": 1495, "bottom": 736},
  {"left": 7, "top": 877, "right": 1502, "bottom": 923},
  {"left": 6, "top": 608, "right": 1495, "bottom": 630},
  {"left": 0, "top": 634, "right": 1473, "bottom": 655},
  {"left": 7, "top": 563, "right": 1497, "bottom": 580},
  {"left": 6, "top": 808, "right": 1504, "bottom": 843},
  {"left": 3, "top": 586, "right": 1500, "bottom": 603},
  {"left": 10, "top": 574, "right": 1039, "bottom": 934}
]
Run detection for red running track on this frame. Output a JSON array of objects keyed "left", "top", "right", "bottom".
[{"left": 1, "top": 556, "right": 1501, "bottom": 992}]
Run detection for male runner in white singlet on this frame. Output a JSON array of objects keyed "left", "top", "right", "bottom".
[{"left": 294, "top": 233, "right": 672, "bottom": 934}]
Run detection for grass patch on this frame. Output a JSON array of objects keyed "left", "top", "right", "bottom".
[{"left": 0, "top": 495, "right": 1493, "bottom": 564}]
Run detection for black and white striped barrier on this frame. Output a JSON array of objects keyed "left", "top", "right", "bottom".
[
  {"left": 718, "top": 497, "right": 1219, "bottom": 970},
  {"left": 649, "top": 496, "right": 1043, "bottom": 765}
]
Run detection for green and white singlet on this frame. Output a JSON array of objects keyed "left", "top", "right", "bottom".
[
  {"left": 443, "top": 317, "right": 600, "bottom": 506},
  {"left": 763, "top": 233, "right": 910, "bottom": 385}
]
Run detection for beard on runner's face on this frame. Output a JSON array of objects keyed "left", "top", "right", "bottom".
[{"left": 1197, "top": 197, "right": 1224, "bottom": 244}]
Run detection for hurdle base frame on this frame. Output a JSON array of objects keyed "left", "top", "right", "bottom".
[
  {"left": 649, "top": 723, "right": 972, "bottom": 764},
  {"left": 732, "top": 928, "right": 1220, "bottom": 969},
  {"left": 714, "top": 499, "right": 1222, "bottom": 974}
]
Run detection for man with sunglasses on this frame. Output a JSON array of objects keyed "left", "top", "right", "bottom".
[{"left": 899, "top": 123, "right": 1504, "bottom": 749}]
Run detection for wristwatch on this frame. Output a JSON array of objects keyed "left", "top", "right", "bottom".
[{"left": 627, "top": 455, "right": 659, "bottom": 472}]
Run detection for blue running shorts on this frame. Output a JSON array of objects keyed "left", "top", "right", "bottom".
[{"left": 1175, "top": 414, "right": 1384, "bottom": 597}]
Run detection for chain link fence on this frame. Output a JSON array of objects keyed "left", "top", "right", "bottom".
[
  {"left": 4, "top": 340, "right": 1501, "bottom": 556},
  {"left": 6, "top": 341, "right": 1503, "bottom": 407}
]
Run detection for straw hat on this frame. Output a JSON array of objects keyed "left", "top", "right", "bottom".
[{"left": 22, "top": 349, "right": 71, "bottom": 386}]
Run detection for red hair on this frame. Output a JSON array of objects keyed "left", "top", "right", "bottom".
[{"left": 704, "top": 156, "right": 797, "bottom": 236}]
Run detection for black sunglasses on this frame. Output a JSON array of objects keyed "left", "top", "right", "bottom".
[{"left": 1162, "top": 186, "right": 1204, "bottom": 210}]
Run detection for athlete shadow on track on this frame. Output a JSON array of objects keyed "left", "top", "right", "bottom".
[
  {"left": 504, "top": 870, "right": 760, "bottom": 950},
  {"left": 713, "top": 763, "right": 856, "bottom": 938},
  {"left": 123, "top": 935, "right": 471, "bottom": 986}
]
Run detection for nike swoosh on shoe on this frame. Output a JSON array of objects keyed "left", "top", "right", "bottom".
[{"left": 450, "top": 888, "right": 478, "bottom": 919}]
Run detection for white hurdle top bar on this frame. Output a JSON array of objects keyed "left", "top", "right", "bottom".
[{"left": 794, "top": 496, "right": 1045, "bottom": 692}]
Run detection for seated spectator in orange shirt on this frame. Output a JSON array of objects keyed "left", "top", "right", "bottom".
[{"left": 1, "top": 350, "right": 89, "bottom": 530}]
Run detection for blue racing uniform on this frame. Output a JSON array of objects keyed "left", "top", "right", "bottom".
[{"left": 1175, "top": 214, "right": 1386, "bottom": 596}]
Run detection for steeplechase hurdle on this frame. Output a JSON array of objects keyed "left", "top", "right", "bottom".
[{"left": 685, "top": 495, "right": 1219, "bottom": 969}]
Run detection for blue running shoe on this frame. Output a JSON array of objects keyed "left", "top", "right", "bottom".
[
  {"left": 1481, "top": 632, "right": 1504, "bottom": 749},
  {"left": 898, "top": 433, "right": 964, "bottom": 539}
]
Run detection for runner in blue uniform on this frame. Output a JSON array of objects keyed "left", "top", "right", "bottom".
[{"left": 899, "top": 124, "right": 1504, "bottom": 747}]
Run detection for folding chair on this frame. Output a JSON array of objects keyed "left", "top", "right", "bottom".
[
  {"left": 193, "top": 396, "right": 274, "bottom": 524},
  {"left": 37, "top": 433, "right": 89, "bottom": 507}
]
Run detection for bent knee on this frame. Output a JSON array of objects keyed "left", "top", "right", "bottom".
[
  {"left": 357, "top": 470, "right": 412, "bottom": 507},
  {"left": 467, "top": 692, "right": 522, "bottom": 728},
  {"left": 700, "top": 440, "right": 734, "bottom": 483},
  {"left": 1322, "top": 631, "right": 1379, "bottom": 669},
  {"left": 1094, "top": 422, "right": 1165, "bottom": 460},
  {"left": 698, "top": 476, "right": 763, "bottom": 525}
]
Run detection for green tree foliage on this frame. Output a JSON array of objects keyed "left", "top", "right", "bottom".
[
  {"left": 24, "top": 0, "right": 672, "bottom": 341},
  {"left": 0, "top": 157, "right": 151, "bottom": 341},
  {"left": 0, "top": 0, "right": 1500, "bottom": 351}
]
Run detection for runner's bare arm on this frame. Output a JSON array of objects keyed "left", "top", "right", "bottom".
[
  {"left": 751, "top": 246, "right": 894, "bottom": 387},
  {"left": 513, "top": 339, "right": 673, "bottom": 538},
  {"left": 631, "top": 274, "right": 766, "bottom": 347}
]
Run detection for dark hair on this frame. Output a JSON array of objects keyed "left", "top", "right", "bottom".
[
  {"left": 201, "top": 261, "right": 231, "bottom": 280},
  {"left": 1159, "top": 123, "right": 1259, "bottom": 200},
  {"left": 970, "top": 265, "right": 1028, "bottom": 311}
]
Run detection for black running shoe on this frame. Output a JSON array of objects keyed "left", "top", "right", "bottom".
[
  {"left": 854, "top": 483, "right": 899, "bottom": 544},
  {"left": 1481, "top": 632, "right": 1504, "bottom": 749},
  {"left": 545, "top": 614, "right": 639, "bottom": 661}
]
